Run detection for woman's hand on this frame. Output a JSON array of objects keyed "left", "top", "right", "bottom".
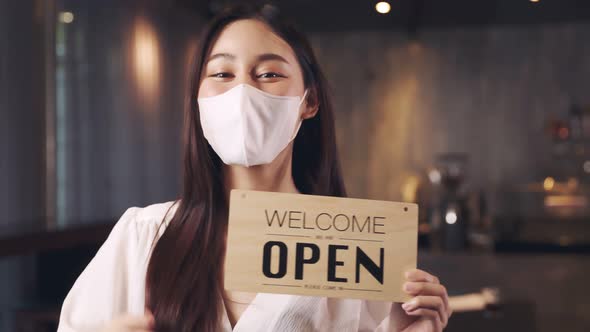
[
  {"left": 100, "top": 310, "right": 155, "bottom": 332},
  {"left": 399, "top": 269, "right": 452, "bottom": 332}
]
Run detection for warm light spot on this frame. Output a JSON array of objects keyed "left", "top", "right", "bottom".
[
  {"left": 408, "top": 42, "right": 423, "bottom": 56},
  {"left": 543, "top": 177, "right": 555, "bottom": 191},
  {"left": 366, "top": 70, "right": 417, "bottom": 201},
  {"left": 59, "top": 12, "right": 74, "bottom": 24},
  {"left": 545, "top": 195, "right": 588, "bottom": 208},
  {"left": 558, "top": 127, "right": 569, "bottom": 140},
  {"left": 445, "top": 209, "right": 457, "bottom": 225},
  {"left": 375, "top": 1, "right": 391, "bottom": 14},
  {"left": 402, "top": 176, "right": 420, "bottom": 203},
  {"left": 133, "top": 17, "right": 160, "bottom": 103},
  {"left": 530, "top": 0, "right": 540, "bottom": 3}
]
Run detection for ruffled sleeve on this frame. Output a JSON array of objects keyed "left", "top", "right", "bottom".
[{"left": 57, "top": 206, "right": 163, "bottom": 332}]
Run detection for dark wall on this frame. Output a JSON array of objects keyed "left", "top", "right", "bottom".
[
  {"left": 52, "top": 0, "right": 203, "bottom": 224},
  {"left": 0, "top": 0, "right": 203, "bottom": 329},
  {"left": 0, "top": 0, "right": 46, "bottom": 225},
  {"left": 0, "top": 1, "right": 46, "bottom": 329},
  {"left": 311, "top": 23, "right": 590, "bottom": 214}
]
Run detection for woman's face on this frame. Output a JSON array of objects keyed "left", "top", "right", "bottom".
[{"left": 198, "top": 19, "right": 307, "bottom": 101}]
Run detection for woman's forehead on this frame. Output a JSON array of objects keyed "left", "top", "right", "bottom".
[{"left": 208, "top": 19, "right": 296, "bottom": 63}]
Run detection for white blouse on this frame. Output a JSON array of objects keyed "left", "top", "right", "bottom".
[{"left": 57, "top": 201, "right": 398, "bottom": 332}]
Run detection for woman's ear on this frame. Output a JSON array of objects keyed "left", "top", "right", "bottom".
[{"left": 301, "top": 87, "right": 319, "bottom": 120}]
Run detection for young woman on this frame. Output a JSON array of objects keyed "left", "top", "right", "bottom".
[{"left": 58, "top": 3, "right": 452, "bottom": 332}]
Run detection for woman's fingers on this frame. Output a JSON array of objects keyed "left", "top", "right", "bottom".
[
  {"left": 403, "top": 269, "right": 453, "bottom": 327},
  {"left": 405, "top": 269, "right": 439, "bottom": 284},
  {"left": 402, "top": 295, "right": 448, "bottom": 327},
  {"left": 404, "top": 276, "right": 452, "bottom": 319},
  {"left": 403, "top": 281, "right": 446, "bottom": 297}
]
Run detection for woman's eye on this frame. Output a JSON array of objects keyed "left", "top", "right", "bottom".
[
  {"left": 210, "top": 72, "right": 233, "bottom": 78},
  {"left": 258, "top": 72, "right": 284, "bottom": 79}
]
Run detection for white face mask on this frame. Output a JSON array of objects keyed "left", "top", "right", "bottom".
[{"left": 197, "top": 84, "right": 308, "bottom": 167}]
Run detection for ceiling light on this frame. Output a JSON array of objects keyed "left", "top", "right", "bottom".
[{"left": 375, "top": 2, "right": 391, "bottom": 14}]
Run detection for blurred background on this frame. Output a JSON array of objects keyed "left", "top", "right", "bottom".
[{"left": 1, "top": 0, "right": 590, "bottom": 331}]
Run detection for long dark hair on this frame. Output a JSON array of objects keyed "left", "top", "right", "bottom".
[{"left": 145, "top": 3, "right": 346, "bottom": 331}]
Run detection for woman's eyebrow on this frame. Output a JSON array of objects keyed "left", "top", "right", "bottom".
[
  {"left": 206, "top": 52, "right": 290, "bottom": 65},
  {"left": 207, "top": 53, "right": 235, "bottom": 63},
  {"left": 256, "top": 53, "right": 290, "bottom": 64}
]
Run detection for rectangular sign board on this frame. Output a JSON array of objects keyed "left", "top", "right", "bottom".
[{"left": 224, "top": 190, "right": 418, "bottom": 302}]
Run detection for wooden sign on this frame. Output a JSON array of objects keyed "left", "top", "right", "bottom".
[{"left": 224, "top": 190, "right": 418, "bottom": 302}]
